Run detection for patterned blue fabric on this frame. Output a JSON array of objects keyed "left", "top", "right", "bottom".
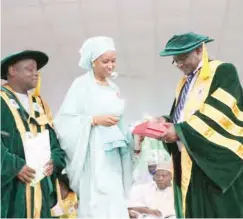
[{"left": 173, "top": 73, "right": 194, "bottom": 123}]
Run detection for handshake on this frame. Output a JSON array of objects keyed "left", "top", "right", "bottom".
[{"left": 132, "top": 117, "right": 179, "bottom": 143}]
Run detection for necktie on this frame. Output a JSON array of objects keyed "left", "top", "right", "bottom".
[{"left": 172, "top": 73, "right": 194, "bottom": 123}]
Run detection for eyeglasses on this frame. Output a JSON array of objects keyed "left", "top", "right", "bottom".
[{"left": 172, "top": 52, "right": 191, "bottom": 66}]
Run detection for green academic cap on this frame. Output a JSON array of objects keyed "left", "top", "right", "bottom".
[
  {"left": 1, "top": 50, "right": 48, "bottom": 80},
  {"left": 159, "top": 32, "right": 214, "bottom": 57}
]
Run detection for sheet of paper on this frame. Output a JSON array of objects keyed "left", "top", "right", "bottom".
[{"left": 23, "top": 130, "right": 51, "bottom": 186}]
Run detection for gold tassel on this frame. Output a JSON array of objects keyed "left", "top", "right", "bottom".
[
  {"left": 200, "top": 43, "right": 211, "bottom": 80},
  {"left": 33, "top": 72, "right": 41, "bottom": 97}
]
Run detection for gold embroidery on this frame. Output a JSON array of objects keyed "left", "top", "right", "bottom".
[
  {"left": 60, "top": 192, "right": 78, "bottom": 218},
  {"left": 211, "top": 88, "right": 243, "bottom": 121},
  {"left": 188, "top": 115, "right": 243, "bottom": 159},
  {"left": 200, "top": 104, "right": 243, "bottom": 137}
]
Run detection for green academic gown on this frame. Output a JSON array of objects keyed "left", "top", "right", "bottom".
[
  {"left": 1, "top": 86, "right": 66, "bottom": 218},
  {"left": 165, "top": 62, "right": 243, "bottom": 218}
]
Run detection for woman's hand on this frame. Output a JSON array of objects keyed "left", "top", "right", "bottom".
[
  {"left": 128, "top": 210, "right": 139, "bottom": 218},
  {"left": 93, "top": 115, "right": 120, "bottom": 126},
  {"left": 147, "top": 209, "right": 162, "bottom": 217}
]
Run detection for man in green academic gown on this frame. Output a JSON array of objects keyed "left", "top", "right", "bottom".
[
  {"left": 1, "top": 50, "right": 66, "bottom": 218},
  {"left": 157, "top": 32, "right": 243, "bottom": 218}
]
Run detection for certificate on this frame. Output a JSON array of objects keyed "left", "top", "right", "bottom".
[{"left": 23, "top": 130, "right": 51, "bottom": 186}]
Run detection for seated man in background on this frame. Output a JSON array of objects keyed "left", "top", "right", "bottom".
[
  {"left": 128, "top": 161, "right": 175, "bottom": 219},
  {"left": 132, "top": 134, "right": 170, "bottom": 186}
]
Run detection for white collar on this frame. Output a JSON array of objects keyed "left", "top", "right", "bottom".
[
  {"left": 15, "top": 92, "right": 28, "bottom": 97},
  {"left": 192, "top": 60, "right": 203, "bottom": 75},
  {"left": 15, "top": 89, "right": 31, "bottom": 97}
]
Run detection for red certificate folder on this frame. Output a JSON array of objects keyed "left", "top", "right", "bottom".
[{"left": 132, "top": 121, "right": 167, "bottom": 139}]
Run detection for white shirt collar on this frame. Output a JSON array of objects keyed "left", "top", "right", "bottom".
[
  {"left": 192, "top": 60, "right": 203, "bottom": 75},
  {"left": 15, "top": 92, "right": 28, "bottom": 97}
]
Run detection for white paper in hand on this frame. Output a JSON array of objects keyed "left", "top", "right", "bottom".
[{"left": 23, "top": 130, "right": 51, "bottom": 186}]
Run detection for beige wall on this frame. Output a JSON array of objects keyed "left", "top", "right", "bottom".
[{"left": 2, "top": 0, "right": 243, "bottom": 123}]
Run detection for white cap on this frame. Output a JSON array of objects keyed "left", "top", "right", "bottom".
[{"left": 156, "top": 160, "right": 173, "bottom": 173}]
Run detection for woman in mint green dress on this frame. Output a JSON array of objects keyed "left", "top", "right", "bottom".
[{"left": 54, "top": 37, "right": 133, "bottom": 218}]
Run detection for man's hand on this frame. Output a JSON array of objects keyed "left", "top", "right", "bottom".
[
  {"left": 151, "top": 116, "right": 166, "bottom": 124},
  {"left": 17, "top": 165, "right": 36, "bottom": 183},
  {"left": 44, "top": 160, "right": 54, "bottom": 176},
  {"left": 160, "top": 122, "right": 179, "bottom": 143},
  {"left": 148, "top": 209, "right": 162, "bottom": 217}
]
